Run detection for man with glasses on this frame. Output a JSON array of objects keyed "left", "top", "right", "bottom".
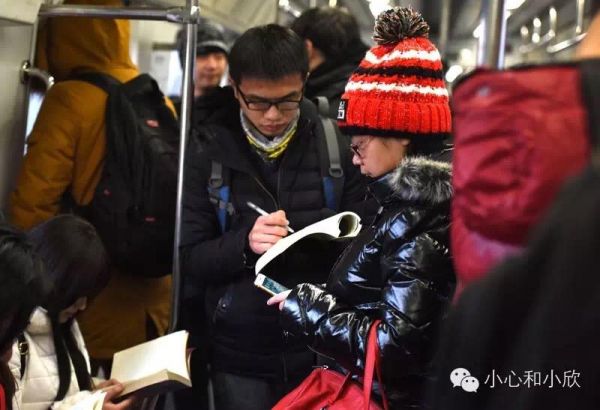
[{"left": 180, "top": 24, "right": 365, "bottom": 410}]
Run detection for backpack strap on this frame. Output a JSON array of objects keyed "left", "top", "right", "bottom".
[
  {"left": 208, "top": 160, "right": 234, "bottom": 233},
  {"left": 580, "top": 59, "right": 600, "bottom": 167},
  {"left": 69, "top": 71, "right": 122, "bottom": 94},
  {"left": 17, "top": 333, "right": 28, "bottom": 380},
  {"left": 315, "top": 96, "right": 344, "bottom": 211}
]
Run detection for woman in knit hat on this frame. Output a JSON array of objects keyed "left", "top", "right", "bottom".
[{"left": 268, "top": 7, "right": 455, "bottom": 408}]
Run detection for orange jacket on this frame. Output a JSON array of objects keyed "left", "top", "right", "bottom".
[{"left": 10, "top": 0, "right": 172, "bottom": 359}]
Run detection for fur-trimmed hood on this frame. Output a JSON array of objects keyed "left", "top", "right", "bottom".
[{"left": 387, "top": 156, "right": 453, "bottom": 205}]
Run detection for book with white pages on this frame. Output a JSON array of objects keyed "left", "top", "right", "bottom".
[
  {"left": 110, "top": 330, "right": 191, "bottom": 397},
  {"left": 255, "top": 211, "right": 362, "bottom": 275}
]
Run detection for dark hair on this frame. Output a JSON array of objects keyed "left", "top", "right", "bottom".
[
  {"left": 0, "top": 224, "right": 45, "bottom": 410},
  {"left": 229, "top": 24, "right": 308, "bottom": 86},
  {"left": 291, "top": 7, "right": 362, "bottom": 62},
  {"left": 28, "top": 215, "right": 110, "bottom": 401}
]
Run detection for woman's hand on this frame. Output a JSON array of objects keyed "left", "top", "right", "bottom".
[
  {"left": 94, "top": 379, "right": 119, "bottom": 391},
  {"left": 101, "top": 383, "right": 135, "bottom": 410},
  {"left": 267, "top": 290, "right": 292, "bottom": 311}
]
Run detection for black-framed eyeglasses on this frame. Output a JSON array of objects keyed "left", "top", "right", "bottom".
[
  {"left": 236, "top": 84, "right": 303, "bottom": 112},
  {"left": 350, "top": 137, "right": 373, "bottom": 159}
]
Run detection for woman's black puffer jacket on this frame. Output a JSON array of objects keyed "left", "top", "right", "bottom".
[{"left": 281, "top": 156, "right": 456, "bottom": 409}]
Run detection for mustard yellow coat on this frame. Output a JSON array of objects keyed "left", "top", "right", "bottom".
[{"left": 10, "top": 0, "right": 172, "bottom": 359}]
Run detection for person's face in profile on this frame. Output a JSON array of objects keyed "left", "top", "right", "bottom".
[{"left": 234, "top": 74, "right": 304, "bottom": 138}]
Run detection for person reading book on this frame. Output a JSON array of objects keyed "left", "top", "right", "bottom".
[
  {"left": 180, "top": 23, "right": 367, "bottom": 410},
  {"left": 8, "top": 215, "right": 134, "bottom": 410},
  {"left": 267, "top": 8, "right": 456, "bottom": 409}
]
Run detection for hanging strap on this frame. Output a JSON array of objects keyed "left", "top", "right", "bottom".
[{"left": 362, "top": 319, "right": 388, "bottom": 410}]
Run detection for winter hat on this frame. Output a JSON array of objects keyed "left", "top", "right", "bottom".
[
  {"left": 337, "top": 7, "right": 451, "bottom": 144},
  {"left": 177, "top": 21, "right": 229, "bottom": 67}
]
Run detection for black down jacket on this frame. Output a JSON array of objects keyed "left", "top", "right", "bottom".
[
  {"left": 281, "top": 156, "right": 456, "bottom": 409},
  {"left": 180, "top": 86, "right": 367, "bottom": 380}
]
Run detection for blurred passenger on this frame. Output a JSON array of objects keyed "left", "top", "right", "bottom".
[
  {"left": 268, "top": 8, "right": 454, "bottom": 409},
  {"left": 291, "top": 6, "right": 368, "bottom": 118},
  {"left": 175, "top": 21, "right": 230, "bottom": 122},
  {"left": 430, "top": 4, "right": 600, "bottom": 409},
  {"left": 9, "top": 215, "right": 133, "bottom": 410},
  {"left": 180, "top": 24, "right": 366, "bottom": 410},
  {"left": 9, "top": 0, "right": 172, "bottom": 375},
  {"left": 0, "top": 225, "right": 45, "bottom": 410}
]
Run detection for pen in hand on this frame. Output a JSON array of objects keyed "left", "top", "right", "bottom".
[{"left": 246, "top": 201, "right": 295, "bottom": 233}]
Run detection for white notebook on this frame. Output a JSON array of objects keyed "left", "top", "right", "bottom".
[{"left": 255, "top": 211, "right": 362, "bottom": 275}]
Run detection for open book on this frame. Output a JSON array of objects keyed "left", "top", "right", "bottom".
[
  {"left": 110, "top": 330, "right": 191, "bottom": 397},
  {"left": 255, "top": 211, "right": 362, "bottom": 275}
]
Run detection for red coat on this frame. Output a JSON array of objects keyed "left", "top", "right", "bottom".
[{"left": 451, "top": 64, "right": 591, "bottom": 298}]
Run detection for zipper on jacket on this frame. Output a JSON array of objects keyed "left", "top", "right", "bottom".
[{"left": 276, "top": 152, "right": 288, "bottom": 206}]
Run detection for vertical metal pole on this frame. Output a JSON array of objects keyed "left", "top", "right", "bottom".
[
  {"left": 438, "top": 0, "right": 452, "bottom": 57},
  {"left": 476, "top": 0, "right": 507, "bottom": 68},
  {"left": 169, "top": 0, "right": 198, "bottom": 333},
  {"left": 575, "top": 0, "right": 586, "bottom": 35}
]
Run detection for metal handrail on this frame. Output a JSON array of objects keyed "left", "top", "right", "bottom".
[
  {"left": 38, "top": 4, "right": 188, "bottom": 23},
  {"left": 519, "top": 7, "right": 558, "bottom": 53},
  {"left": 547, "top": 0, "right": 587, "bottom": 53},
  {"left": 477, "top": 0, "right": 507, "bottom": 68},
  {"left": 169, "top": 0, "right": 199, "bottom": 333},
  {"left": 20, "top": 61, "right": 54, "bottom": 89}
]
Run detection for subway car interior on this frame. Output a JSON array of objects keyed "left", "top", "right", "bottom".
[{"left": 1, "top": 0, "right": 599, "bottom": 409}]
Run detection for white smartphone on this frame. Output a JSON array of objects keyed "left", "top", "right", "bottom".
[{"left": 254, "top": 273, "right": 289, "bottom": 296}]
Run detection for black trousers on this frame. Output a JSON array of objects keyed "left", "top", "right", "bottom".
[{"left": 212, "top": 371, "right": 307, "bottom": 410}]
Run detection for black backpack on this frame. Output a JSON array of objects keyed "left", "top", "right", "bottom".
[{"left": 70, "top": 72, "right": 179, "bottom": 278}]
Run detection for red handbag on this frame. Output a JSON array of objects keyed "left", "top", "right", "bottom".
[
  {"left": 273, "top": 320, "right": 388, "bottom": 410},
  {"left": 0, "top": 383, "right": 6, "bottom": 410}
]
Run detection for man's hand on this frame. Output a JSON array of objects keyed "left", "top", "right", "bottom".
[{"left": 248, "top": 210, "right": 289, "bottom": 254}]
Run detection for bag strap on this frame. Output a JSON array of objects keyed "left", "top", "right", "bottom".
[
  {"left": 315, "top": 96, "right": 344, "bottom": 211},
  {"left": 579, "top": 59, "right": 600, "bottom": 167},
  {"left": 362, "top": 319, "right": 388, "bottom": 410},
  {"left": 17, "top": 333, "right": 28, "bottom": 380},
  {"left": 208, "top": 160, "right": 233, "bottom": 233},
  {"left": 69, "top": 71, "right": 122, "bottom": 94}
]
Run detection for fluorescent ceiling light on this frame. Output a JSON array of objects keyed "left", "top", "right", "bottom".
[
  {"left": 368, "top": 0, "right": 392, "bottom": 18},
  {"left": 445, "top": 65, "right": 464, "bottom": 83},
  {"left": 473, "top": 22, "right": 483, "bottom": 38},
  {"left": 506, "top": 0, "right": 526, "bottom": 10}
]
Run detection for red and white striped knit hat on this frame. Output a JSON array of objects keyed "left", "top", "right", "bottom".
[{"left": 337, "top": 7, "right": 451, "bottom": 142}]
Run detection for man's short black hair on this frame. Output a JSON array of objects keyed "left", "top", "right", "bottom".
[
  {"left": 291, "top": 7, "right": 361, "bottom": 62},
  {"left": 229, "top": 24, "right": 308, "bottom": 86}
]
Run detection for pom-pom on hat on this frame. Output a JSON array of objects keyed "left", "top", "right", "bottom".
[{"left": 337, "top": 7, "right": 451, "bottom": 143}]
